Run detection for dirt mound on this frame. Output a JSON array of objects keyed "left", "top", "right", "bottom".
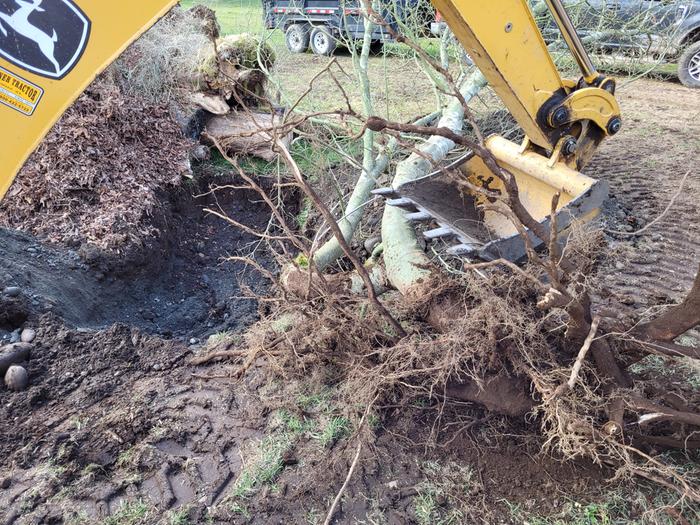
[
  {"left": 0, "top": 173, "right": 272, "bottom": 340},
  {"left": 0, "top": 79, "right": 192, "bottom": 253}
]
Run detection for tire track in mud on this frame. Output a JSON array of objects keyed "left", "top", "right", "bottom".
[
  {"left": 0, "top": 326, "right": 266, "bottom": 524},
  {"left": 586, "top": 81, "right": 700, "bottom": 311}
]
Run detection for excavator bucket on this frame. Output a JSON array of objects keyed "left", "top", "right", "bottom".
[
  {"left": 374, "top": 0, "right": 620, "bottom": 262},
  {"left": 376, "top": 136, "right": 608, "bottom": 262}
]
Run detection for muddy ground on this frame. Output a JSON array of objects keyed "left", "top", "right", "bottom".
[
  {"left": 0, "top": 176, "right": 271, "bottom": 343},
  {"left": 1, "top": 78, "right": 699, "bottom": 524}
]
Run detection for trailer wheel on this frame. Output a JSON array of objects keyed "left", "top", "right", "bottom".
[
  {"left": 310, "top": 26, "right": 337, "bottom": 56},
  {"left": 369, "top": 40, "right": 384, "bottom": 55},
  {"left": 285, "top": 24, "right": 310, "bottom": 53}
]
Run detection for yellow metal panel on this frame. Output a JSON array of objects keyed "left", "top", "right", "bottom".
[
  {"left": 0, "top": 0, "right": 178, "bottom": 200},
  {"left": 430, "top": 0, "right": 564, "bottom": 149},
  {"left": 462, "top": 136, "right": 598, "bottom": 237}
]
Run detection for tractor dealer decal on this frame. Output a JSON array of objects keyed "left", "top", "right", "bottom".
[
  {"left": 0, "top": 0, "right": 90, "bottom": 79},
  {"left": 0, "top": 64, "right": 42, "bottom": 114}
]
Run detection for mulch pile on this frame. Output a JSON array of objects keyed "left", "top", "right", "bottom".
[{"left": 0, "top": 79, "right": 192, "bottom": 252}]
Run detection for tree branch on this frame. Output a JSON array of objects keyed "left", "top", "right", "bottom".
[{"left": 636, "top": 263, "right": 700, "bottom": 342}]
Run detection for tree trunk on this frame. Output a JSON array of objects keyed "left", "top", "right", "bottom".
[
  {"left": 381, "top": 70, "right": 487, "bottom": 296},
  {"left": 636, "top": 263, "right": 700, "bottom": 342}
]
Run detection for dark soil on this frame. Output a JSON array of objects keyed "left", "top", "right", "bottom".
[
  {"left": 0, "top": 175, "right": 271, "bottom": 343},
  {"left": 1, "top": 78, "right": 698, "bottom": 525},
  {"left": 0, "top": 313, "right": 612, "bottom": 525},
  {"left": 587, "top": 79, "right": 700, "bottom": 313}
]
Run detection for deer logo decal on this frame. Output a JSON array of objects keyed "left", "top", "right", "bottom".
[{"left": 0, "top": 0, "right": 90, "bottom": 79}]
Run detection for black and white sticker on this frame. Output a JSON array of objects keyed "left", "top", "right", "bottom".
[{"left": 0, "top": 0, "right": 90, "bottom": 80}]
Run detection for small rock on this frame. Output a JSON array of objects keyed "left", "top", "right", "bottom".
[
  {"left": 20, "top": 328, "right": 36, "bottom": 343},
  {"left": 189, "top": 338, "right": 199, "bottom": 345},
  {"left": 3, "top": 286, "right": 21, "bottom": 297},
  {"left": 152, "top": 364, "right": 162, "bottom": 371},
  {"left": 620, "top": 295, "right": 636, "bottom": 306},
  {"left": 5, "top": 365, "right": 29, "bottom": 391},
  {"left": 614, "top": 261, "right": 625, "bottom": 270},
  {"left": 651, "top": 233, "right": 663, "bottom": 242},
  {"left": 9, "top": 330, "right": 20, "bottom": 344},
  {"left": 0, "top": 477, "right": 10, "bottom": 489},
  {"left": 191, "top": 145, "right": 211, "bottom": 162}
]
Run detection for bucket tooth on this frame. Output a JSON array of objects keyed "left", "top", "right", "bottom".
[
  {"left": 405, "top": 211, "right": 432, "bottom": 222},
  {"left": 447, "top": 243, "right": 479, "bottom": 256},
  {"left": 371, "top": 187, "right": 398, "bottom": 198},
  {"left": 424, "top": 226, "right": 456, "bottom": 241},
  {"left": 386, "top": 197, "right": 417, "bottom": 210}
]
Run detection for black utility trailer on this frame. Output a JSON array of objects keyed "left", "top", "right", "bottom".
[{"left": 263, "top": 0, "right": 428, "bottom": 55}]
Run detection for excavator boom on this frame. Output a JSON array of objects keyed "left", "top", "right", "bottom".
[{"left": 0, "top": 0, "right": 620, "bottom": 264}]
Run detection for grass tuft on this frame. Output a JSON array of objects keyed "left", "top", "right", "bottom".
[{"left": 102, "top": 500, "right": 150, "bottom": 525}]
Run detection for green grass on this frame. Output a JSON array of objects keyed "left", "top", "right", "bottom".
[
  {"left": 227, "top": 433, "right": 291, "bottom": 514},
  {"left": 223, "top": 409, "right": 316, "bottom": 514},
  {"left": 115, "top": 446, "right": 137, "bottom": 470},
  {"left": 180, "top": 0, "right": 266, "bottom": 35},
  {"left": 503, "top": 485, "right": 700, "bottom": 525},
  {"left": 314, "top": 416, "right": 350, "bottom": 448},
  {"left": 206, "top": 330, "right": 234, "bottom": 347},
  {"left": 168, "top": 506, "right": 192, "bottom": 525},
  {"left": 297, "top": 387, "right": 334, "bottom": 413},
  {"left": 101, "top": 500, "right": 151, "bottom": 525},
  {"left": 409, "top": 460, "right": 476, "bottom": 525},
  {"left": 629, "top": 354, "right": 700, "bottom": 391}
]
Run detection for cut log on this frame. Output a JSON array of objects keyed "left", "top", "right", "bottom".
[
  {"left": 202, "top": 112, "right": 290, "bottom": 162},
  {"left": 381, "top": 70, "right": 487, "bottom": 297},
  {"left": 190, "top": 93, "right": 230, "bottom": 115}
]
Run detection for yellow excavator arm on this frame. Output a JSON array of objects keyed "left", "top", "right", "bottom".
[
  {"left": 433, "top": 0, "right": 621, "bottom": 161},
  {"left": 386, "top": 0, "right": 622, "bottom": 261},
  {"left": 0, "top": 0, "right": 177, "bottom": 200}
]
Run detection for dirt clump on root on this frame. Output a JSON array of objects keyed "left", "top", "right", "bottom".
[{"left": 0, "top": 78, "right": 192, "bottom": 254}]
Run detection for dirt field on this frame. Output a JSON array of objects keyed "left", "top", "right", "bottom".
[
  {"left": 1, "top": 74, "right": 699, "bottom": 525},
  {"left": 589, "top": 79, "right": 700, "bottom": 306}
]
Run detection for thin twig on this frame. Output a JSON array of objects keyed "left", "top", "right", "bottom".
[
  {"left": 323, "top": 441, "right": 362, "bottom": 525},
  {"left": 604, "top": 170, "right": 691, "bottom": 237},
  {"left": 323, "top": 395, "right": 378, "bottom": 525},
  {"left": 276, "top": 139, "right": 407, "bottom": 339},
  {"left": 553, "top": 316, "right": 600, "bottom": 397}
]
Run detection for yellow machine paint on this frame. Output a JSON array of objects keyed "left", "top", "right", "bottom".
[
  {"left": 385, "top": 0, "right": 623, "bottom": 261},
  {"left": 0, "top": 0, "right": 177, "bottom": 200}
]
